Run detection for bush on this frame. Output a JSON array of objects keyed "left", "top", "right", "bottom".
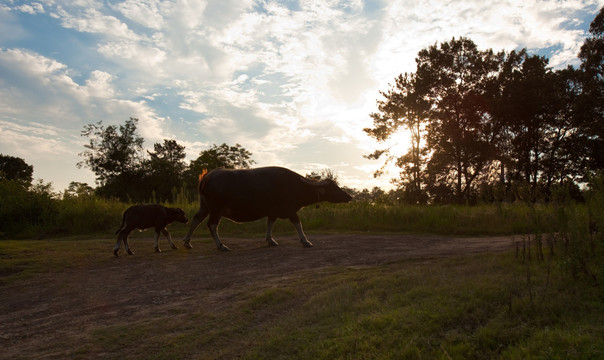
[
  {"left": 0, "top": 180, "right": 58, "bottom": 238},
  {"left": 54, "top": 196, "right": 125, "bottom": 235}
]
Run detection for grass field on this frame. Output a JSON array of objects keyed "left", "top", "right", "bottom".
[
  {"left": 2, "top": 191, "right": 604, "bottom": 358},
  {"left": 1, "top": 229, "right": 603, "bottom": 359},
  {"left": 2, "top": 197, "right": 573, "bottom": 240}
]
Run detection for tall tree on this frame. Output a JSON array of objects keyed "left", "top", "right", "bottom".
[
  {"left": 540, "top": 67, "right": 587, "bottom": 190},
  {"left": 364, "top": 72, "right": 429, "bottom": 203},
  {"left": 184, "top": 143, "right": 255, "bottom": 197},
  {"left": 416, "top": 37, "right": 502, "bottom": 203},
  {"left": 579, "top": 6, "right": 604, "bottom": 172},
  {"left": 146, "top": 139, "right": 187, "bottom": 202},
  {"left": 78, "top": 117, "right": 145, "bottom": 200},
  {"left": 494, "top": 50, "right": 553, "bottom": 193},
  {"left": 0, "top": 154, "right": 33, "bottom": 186}
]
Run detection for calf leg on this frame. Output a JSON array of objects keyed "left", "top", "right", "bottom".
[
  {"left": 289, "top": 214, "right": 313, "bottom": 248},
  {"left": 208, "top": 214, "right": 231, "bottom": 251},
  {"left": 266, "top": 217, "right": 279, "bottom": 246},
  {"left": 183, "top": 205, "right": 209, "bottom": 249},
  {"left": 162, "top": 228, "right": 178, "bottom": 249}
]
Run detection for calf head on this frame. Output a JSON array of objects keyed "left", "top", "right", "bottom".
[
  {"left": 319, "top": 179, "right": 353, "bottom": 203},
  {"left": 167, "top": 207, "right": 189, "bottom": 224}
]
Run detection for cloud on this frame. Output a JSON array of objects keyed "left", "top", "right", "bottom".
[
  {"left": 0, "top": 46, "right": 166, "bottom": 146},
  {"left": 55, "top": 7, "right": 140, "bottom": 40},
  {"left": 110, "top": 0, "right": 165, "bottom": 30},
  {"left": 1, "top": 0, "right": 602, "bottom": 191},
  {"left": 14, "top": 3, "right": 45, "bottom": 15}
]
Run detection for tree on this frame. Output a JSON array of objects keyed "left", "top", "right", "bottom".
[
  {"left": 306, "top": 168, "right": 339, "bottom": 184},
  {"left": 364, "top": 72, "right": 430, "bottom": 204},
  {"left": 0, "top": 154, "right": 33, "bottom": 186},
  {"left": 64, "top": 182, "right": 94, "bottom": 198},
  {"left": 78, "top": 118, "right": 145, "bottom": 201},
  {"left": 540, "top": 67, "right": 587, "bottom": 190},
  {"left": 366, "top": 38, "right": 503, "bottom": 203},
  {"left": 146, "top": 139, "right": 187, "bottom": 202},
  {"left": 184, "top": 143, "right": 255, "bottom": 197},
  {"left": 579, "top": 6, "right": 604, "bottom": 172},
  {"left": 416, "top": 37, "right": 502, "bottom": 203}
]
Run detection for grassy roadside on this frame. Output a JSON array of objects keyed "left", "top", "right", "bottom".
[
  {"left": 2, "top": 196, "right": 603, "bottom": 358},
  {"left": 2, "top": 199, "right": 571, "bottom": 240},
  {"left": 0, "top": 237, "right": 115, "bottom": 285},
  {"left": 82, "top": 253, "right": 604, "bottom": 359},
  {"left": 2, "top": 234, "right": 603, "bottom": 359}
]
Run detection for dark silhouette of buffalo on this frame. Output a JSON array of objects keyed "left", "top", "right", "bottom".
[
  {"left": 114, "top": 204, "right": 188, "bottom": 257},
  {"left": 182, "top": 166, "right": 352, "bottom": 251}
]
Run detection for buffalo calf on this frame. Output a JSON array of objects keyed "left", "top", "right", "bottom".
[
  {"left": 114, "top": 204, "right": 188, "bottom": 257},
  {"left": 182, "top": 166, "right": 352, "bottom": 250}
]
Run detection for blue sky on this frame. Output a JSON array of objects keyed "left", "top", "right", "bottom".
[{"left": 1, "top": 0, "right": 602, "bottom": 192}]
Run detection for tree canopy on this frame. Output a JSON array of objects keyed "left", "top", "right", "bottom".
[
  {"left": 77, "top": 118, "right": 256, "bottom": 202},
  {"left": 366, "top": 8, "right": 604, "bottom": 203},
  {"left": 0, "top": 154, "right": 33, "bottom": 186}
]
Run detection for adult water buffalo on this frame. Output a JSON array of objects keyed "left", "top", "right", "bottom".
[
  {"left": 114, "top": 204, "right": 188, "bottom": 257},
  {"left": 182, "top": 166, "right": 352, "bottom": 251}
]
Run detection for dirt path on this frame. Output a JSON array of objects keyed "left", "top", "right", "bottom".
[{"left": 0, "top": 234, "right": 516, "bottom": 359}]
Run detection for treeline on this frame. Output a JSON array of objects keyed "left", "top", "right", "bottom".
[
  {"left": 77, "top": 118, "right": 255, "bottom": 202},
  {"left": 365, "top": 7, "right": 604, "bottom": 204}
]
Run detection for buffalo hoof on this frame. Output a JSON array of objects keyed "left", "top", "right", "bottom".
[
  {"left": 183, "top": 242, "right": 193, "bottom": 249},
  {"left": 113, "top": 249, "right": 119, "bottom": 257},
  {"left": 267, "top": 238, "right": 279, "bottom": 246},
  {"left": 127, "top": 249, "right": 135, "bottom": 255},
  {"left": 171, "top": 244, "right": 178, "bottom": 250},
  {"left": 219, "top": 244, "right": 232, "bottom": 252},
  {"left": 302, "top": 241, "right": 313, "bottom": 248},
  {"left": 155, "top": 247, "right": 162, "bottom": 253}
]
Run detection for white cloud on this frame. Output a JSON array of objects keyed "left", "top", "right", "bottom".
[
  {"left": 97, "top": 40, "right": 166, "bottom": 73},
  {"left": 111, "top": 0, "right": 165, "bottom": 30},
  {"left": 57, "top": 7, "right": 140, "bottom": 39},
  {"left": 1, "top": 0, "right": 603, "bottom": 191},
  {"left": 15, "top": 3, "right": 45, "bottom": 15}
]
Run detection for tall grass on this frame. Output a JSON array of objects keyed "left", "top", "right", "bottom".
[
  {"left": 2, "top": 175, "right": 599, "bottom": 242},
  {"left": 0, "top": 193, "right": 581, "bottom": 239},
  {"left": 296, "top": 202, "right": 560, "bottom": 236}
]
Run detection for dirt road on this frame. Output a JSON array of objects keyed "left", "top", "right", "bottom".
[{"left": 0, "top": 234, "right": 516, "bottom": 359}]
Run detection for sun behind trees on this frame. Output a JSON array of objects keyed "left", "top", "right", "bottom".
[
  {"left": 365, "top": 7, "right": 604, "bottom": 204},
  {"left": 77, "top": 117, "right": 255, "bottom": 202}
]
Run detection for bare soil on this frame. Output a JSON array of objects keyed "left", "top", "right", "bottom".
[{"left": 0, "top": 234, "right": 517, "bottom": 359}]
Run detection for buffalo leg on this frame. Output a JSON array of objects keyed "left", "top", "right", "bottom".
[
  {"left": 208, "top": 214, "right": 231, "bottom": 251},
  {"left": 289, "top": 214, "right": 313, "bottom": 247},
  {"left": 162, "top": 228, "right": 178, "bottom": 249},
  {"left": 183, "top": 205, "right": 209, "bottom": 249},
  {"left": 114, "top": 230, "right": 135, "bottom": 256},
  {"left": 154, "top": 229, "right": 162, "bottom": 253},
  {"left": 266, "top": 217, "right": 279, "bottom": 246},
  {"left": 113, "top": 232, "right": 123, "bottom": 257},
  {"left": 123, "top": 232, "right": 135, "bottom": 255}
]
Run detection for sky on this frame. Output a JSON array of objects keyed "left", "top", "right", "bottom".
[{"left": 1, "top": 0, "right": 603, "bottom": 193}]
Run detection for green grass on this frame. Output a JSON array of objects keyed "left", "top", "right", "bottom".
[
  {"left": 0, "top": 237, "right": 115, "bottom": 285},
  {"left": 79, "top": 253, "right": 604, "bottom": 359},
  {"left": 192, "top": 201, "right": 565, "bottom": 239},
  {"left": 0, "top": 192, "right": 573, "bottom": 239},
  {"left": 2, "top": 194, "right": 602, "bottom": 358},
  {"left": 2, "top": 227, "right": 603, "bottom": 358}
]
